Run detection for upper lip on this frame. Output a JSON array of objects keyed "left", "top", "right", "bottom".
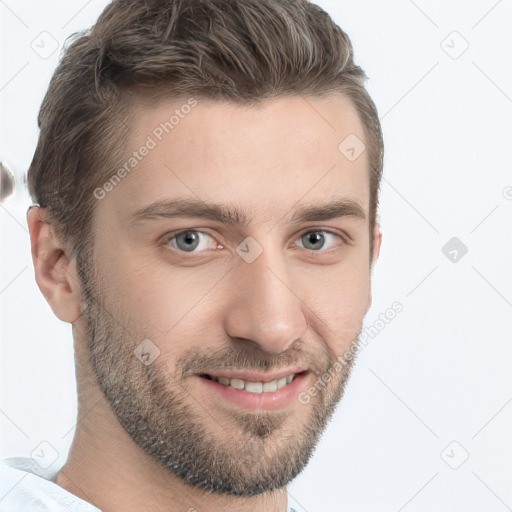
[{"left": 201, "top": 367, "right": 308, "bottom": 383}]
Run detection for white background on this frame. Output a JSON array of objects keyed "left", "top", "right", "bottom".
[{"left": 1, "top": 1, "right": 511, "bottom": 510}]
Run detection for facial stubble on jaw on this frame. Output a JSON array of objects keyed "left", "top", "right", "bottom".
[{"left": 75, "top": 251, "right": 362, "bottom": 497}]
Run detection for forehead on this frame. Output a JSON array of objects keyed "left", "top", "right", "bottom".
[{"left": 96, "top": 93, "right": 370, "bottom": 228}]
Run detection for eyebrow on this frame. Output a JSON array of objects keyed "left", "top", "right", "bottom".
[{"left": 128, "top": 197, "right": 366, "bottom": 227}]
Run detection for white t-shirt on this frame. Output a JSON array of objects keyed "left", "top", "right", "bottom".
[
  {"left": 0, "top": 457, "right": 298, "bottom": 511},
  {"left": 0, "top": 457, "right": 99, "bottom": 511}
]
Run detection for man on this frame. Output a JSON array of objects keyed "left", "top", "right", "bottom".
[{"left": 1, "top": 0, "right": 383, "bottom": 510}]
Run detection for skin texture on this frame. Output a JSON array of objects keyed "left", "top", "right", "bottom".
[{"left": 27, "top": 93, "right": 382, "bottom": 512}]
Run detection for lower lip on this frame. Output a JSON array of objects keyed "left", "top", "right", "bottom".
[{"left": 198, "top": 372, "right": 310, "bottom": 411}]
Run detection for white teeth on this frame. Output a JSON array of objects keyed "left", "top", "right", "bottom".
[
  {"left": 209, "top": 374, "right": 297, "bottom": 393},
  {"left": 230, "top": 378, "right": 245, "bottom": 390},
  {"left": 262, "top": 380, "right": 277, "bottom": 393},
  {"left": 276, "top": 377, "right": 288, "bottom": 390},
  {"left": 245, "top": 381, "right": 263, "bottom": 393}
]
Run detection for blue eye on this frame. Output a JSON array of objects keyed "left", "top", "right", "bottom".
[
  {"left": 296, "top": 231, "right": 344, "bottom": 252},
  {"left": 165, "top": 231, "right": 218, "bottom": 252},
  {"left": 163, "top": 229, "right": 345, "bottom": 254}
]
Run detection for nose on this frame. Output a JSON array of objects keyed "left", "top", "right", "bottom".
[{"left": 222, "top": 249, "right": 309, "bottom": 354}]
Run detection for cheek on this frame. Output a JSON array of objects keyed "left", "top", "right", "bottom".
[
  {"left": 115, "top": 260, "right": 222, "bottom": 351},
  {"left": 301, "top": 261, "right": 370, "bottom": 349}
]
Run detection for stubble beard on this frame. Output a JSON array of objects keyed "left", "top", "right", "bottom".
[{"left": 76, "top": 252, "right": 362, "bottom": 497}]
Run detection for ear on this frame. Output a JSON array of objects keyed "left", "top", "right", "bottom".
[
  {"left": 365, "top": 221, "right": 382, "bottom": 314},
  {"left": 26, "top": 206, "right": 82, "bottom": 323},
  {"left": 371, "top": 221, "right": 382, "bottom": 269}
]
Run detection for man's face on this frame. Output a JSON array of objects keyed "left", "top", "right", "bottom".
[{"left": 79, "top": 93, "right": 376, "bottom": 496}]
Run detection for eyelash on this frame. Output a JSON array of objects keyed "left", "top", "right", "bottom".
[{"left": 160, "top": 228, "right": 349, "bottom": 255}]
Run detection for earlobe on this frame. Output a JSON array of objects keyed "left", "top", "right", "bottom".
[{"left": 26, "top": 206, "right": 82, "bottom": 323}]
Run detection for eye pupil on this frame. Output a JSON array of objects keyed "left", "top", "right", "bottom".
[
  {"left": 302, "top": 232, "right": 325, "bottom": 251},
  {"left": 176, "top": 232, "right": 200, "bottom": 252}
]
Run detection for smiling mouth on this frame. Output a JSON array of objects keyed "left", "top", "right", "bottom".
[{"left": 200, "top": 372, "right": 306, "bottom": 394}]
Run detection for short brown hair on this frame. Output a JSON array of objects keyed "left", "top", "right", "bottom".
[{"left": 26, "top": 0, "right": 383, "bottom": 264}]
